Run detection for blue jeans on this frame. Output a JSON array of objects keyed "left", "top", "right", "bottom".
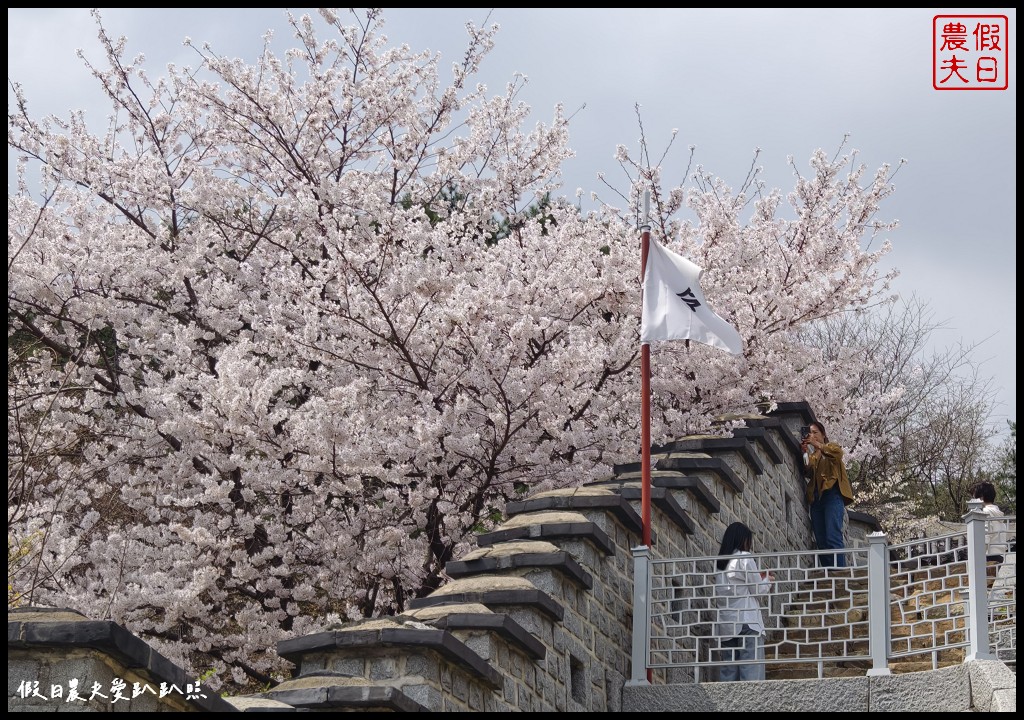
[
  {"left": 717, "top": 629, "right": 765, "bottom": 681},
  {"left": 810, "top": 487, "right": 847, "bottom": 567}
]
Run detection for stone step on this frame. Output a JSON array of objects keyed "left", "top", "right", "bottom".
[
  {"left": 894, "top": 562, "right": 969, "bottom": 585},
  {"left": 780, "top": 595, "right": 867, "bottom": 615},
  {"left": 766, "top": 664, "right": 866, "bottom": 680},
  {"left": 789, "top": 572, "right": 869, "bottom": 590},
  {"left": 764, "top": 658, "right": 963, "bottom": 681},
  {"left": 769, "top": 638, "right": 870, "bottom": 660},
  {"left": 769, "top": 626, "right": 868, "bottom": 645}
]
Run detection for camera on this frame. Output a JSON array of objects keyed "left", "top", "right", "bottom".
[{"left": 799, "top": 425, "right": 810, "bottom": 439}]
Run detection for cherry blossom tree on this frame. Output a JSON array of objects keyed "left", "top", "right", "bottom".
[{"left": 9, "top": 9, "right": 903, "bottom": 689}]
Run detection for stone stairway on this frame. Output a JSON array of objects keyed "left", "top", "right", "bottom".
[{"left": 763, "top": 560, "right": 979, "bottom": 680}]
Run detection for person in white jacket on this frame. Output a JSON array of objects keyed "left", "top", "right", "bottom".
[
  {"left": 714, "top": 521, "right": 774, "bottom": 681},
  {"left": 972, "top": 481, "right": 1011, "bottom": 558}
]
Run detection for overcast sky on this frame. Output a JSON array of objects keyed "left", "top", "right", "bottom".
[{"left": 8, "top": 8, "right": 1017, "bottom": 433}]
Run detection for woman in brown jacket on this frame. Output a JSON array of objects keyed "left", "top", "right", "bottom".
[{"left": 801, "top": 421, "right": 854, "bottom": 568}]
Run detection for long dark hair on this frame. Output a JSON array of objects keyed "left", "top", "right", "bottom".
[{"left": 716, "top": 521, "right": 753, "bottom": 570}]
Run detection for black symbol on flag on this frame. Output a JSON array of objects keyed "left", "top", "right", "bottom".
[{"left": 675, "top": 288, "right": 701, "bottom": 312}]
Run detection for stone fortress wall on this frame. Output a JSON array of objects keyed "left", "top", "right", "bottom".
[{"left": 11, "top": 402, "right": 1012, "bottom": 712}]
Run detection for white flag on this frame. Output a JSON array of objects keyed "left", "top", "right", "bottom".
[{"left": 640, "top": 239, "right": 743, "bottom": 355}]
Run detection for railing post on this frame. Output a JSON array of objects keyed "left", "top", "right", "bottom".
[
  {"left": 964, "top": 498, "right": 996, "bottom": 661},
  {"left": 866, "top": 530, "right": 892, "bottom": 676},
  {"left": 627, "top": 545, "right": 652, "bottom": 686}
]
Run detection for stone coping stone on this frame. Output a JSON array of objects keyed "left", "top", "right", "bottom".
[
  {"left": 432, "top": 574, "right": 537, "bottom": 595},
  {"left": 617, "top": 486, "right": 696, "bottom": 537},
  {"left": 705, "top": 675, "right": 870, "bottom": 712},
  {"left": 655, "top": 474, "right": 720, "bottom": 513},
  {"left": 869, "top": 663, "right": 970, "bottom": 712},
  {"left": 580, "top": 476, "right": 699, "bottom": 540},
  {"left": 653, "top": 456, "right": 744, "bottom": 493},
  {"left": 847, "top": 510, "right": 882, "bottom": 532},
  {"left": 613, "top": 452, "right": 711, "bottom": 476},
  {"left": 462, "top": 540, "right": 560, "bottom": 561},
  {"left": 8, "top": 606, "right": 238, "bottom": 713},
  {"left": 277, "top": 627, "right": 501, "bottom": 688},
  {"left": 425, "top": 612, "right": 546, "bottom": 659},
  {"left": 770, "top": 426, "right": 803, "bottom": 456},
  {"left": 527, "top": 487, "right": 619, "bottom": 499},
  {"left": 404, "top": 603, "right": 494, "bottom": 620},
  {"left": 733, "top": 426, "right": 786, "bottom": 464},
  {"left": 768, "top": 400, "right": 815, "bottom": 423},
  {"left": 655, "top": 436, "right": 765, "bottom": 476},
  {"left": 715, "top": 412, "right": 770, "bottom": 422},
  {"left": 603, "top": 471, "right": 720, "bottom": 515},
  {"left": 226, "top": 696, "right": 299, "bottom": 712},
  {"left": 270, "top": 674, "right": 373, "bottom": 691},
  {"left": 475, "top": 520, "right": 615, "bottom": 556},
  {"left": 8, "top": 607, "right": 89, "bottom": 623},
  {"left": 324, "top": 616, "right": 434, "bottom": 632},
  {"left": 967, "top": 658, "right": 1017, "bottom": 712},
  {"left": 497, "top": 510, "right": 589, "bottom": 530},
  {"left": 446, "top": 550, "right": 592, "bottom": 589},
  {"left": 506, "top": 491, "right": 643, "bottom": 536},
  {"left": 742, "top": 415, "right": 784, "bottom": 433},
  {"left": 624, "top": 658, "right": 1014, "bottom": 712},
  {"left": 257, "top": 684, "right": 428, "bottom": 712},
  {"left": 751, "top": 407, "right": 808, "bottom": 456},
  {"left": 318, "top": 605, "right": 544, "bottom": 659},
  {"left": 407, "top": 587, "right": 564, "bottom": 623}
]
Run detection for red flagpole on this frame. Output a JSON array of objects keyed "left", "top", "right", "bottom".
[
  {"left": 639, "top": 195, "right": 653, "bottom": 684},
  {"left": 640, "top": 198, "right": 652, "bottom": 549}
]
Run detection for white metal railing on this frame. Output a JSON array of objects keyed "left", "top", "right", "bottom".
[
  {"left": 629, "top": 501, "right": 1016, "bottom": 684},
  {"left": 886, "top": 529, "right": 971, "bottom": 663},
  {"left": 982, "top": 512, "right": 1016, "bottom": 661}
]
